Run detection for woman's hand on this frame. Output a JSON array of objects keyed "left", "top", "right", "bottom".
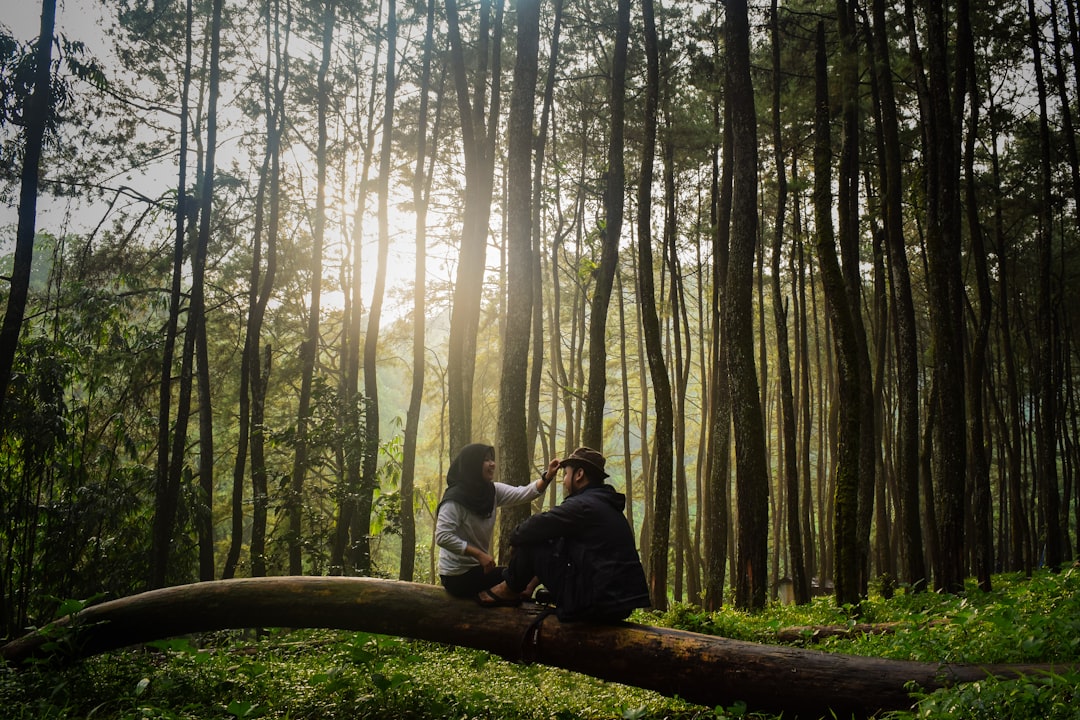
[
  {"left": 542, "top": 458, "right": 561, "bottom": 486},
  {"left": 466, "top": 544, "right": 496, "bottom": 573}
]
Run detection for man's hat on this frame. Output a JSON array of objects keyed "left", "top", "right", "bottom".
[{"left": 558, "top": 446, "right": 609, "bottom": 479}]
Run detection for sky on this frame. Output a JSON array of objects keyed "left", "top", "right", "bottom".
[
  {"left": 2, "top": 0, "right": 110, "bottom": 237},
  {"left": 1, "top": 0, "right": 429, "bottom": 317}
]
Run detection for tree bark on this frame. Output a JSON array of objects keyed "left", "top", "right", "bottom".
[
  {"left": 703, "top": 27, "right": 733, "bottom": 611},
  {"left": 4, "top": 578, "right": 1073, "bottom": 720},
  {"left": 445, "top": 0, "right": 504, "bottom": 455},
  {"left": 0, "top": 0, "right": 55, "bottom": 417},
  {"left": 770, "top": 0, "right": 809, "bottom": 606},
  {"left": 639, "top": 0, "right": 674, "bottom": 612},
  {"left": 869, "top": 0, "right": 926, "bottom": 592},
  {"left": 917, "top": 0, "right": 968, "bottom": 593},
  {"left": 151, "top": 0, "right": 191, "bottom": 589},
  {"left": 1026, "top": 0, "right": 1063, "bottom": 574},
  {"left": 581, "top": 0, "right": 630, "bottom": 449},
  {"left": 354, "top": 0, "right": 397, "bottom": 577},
  {"left": 813, "top": 21, "right": 860, "bottom": 608},
  {"left": 333, "top": 0, "right": 382, "bottom": 576},
  {"left": 494, "top": 0, "right": 539, "bottom": 548},
  {"left": 835, "top": 0, "right": 875, "bottom": 599},
  {"left": 399, "top": 0, "right": 437, "bottom": 582},
  {"left": 726, "top": 0, "right": 769, "bottom": 611},
  {"left": 289, "top": 0, "right": 336, "bottom": 576}
]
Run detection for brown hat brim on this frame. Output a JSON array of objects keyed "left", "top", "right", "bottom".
[{"left": 558, "top": 457, "right": 609, "bottom": 479}]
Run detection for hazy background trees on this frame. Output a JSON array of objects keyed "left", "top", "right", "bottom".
[{"left": 1, "top": 0, "right": 1078, "bottom": 634}]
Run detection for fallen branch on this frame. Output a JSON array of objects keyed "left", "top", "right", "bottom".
[
  {"left": 1, "top": 577, "right": 1071, "bottom": 719},
  {"left": 774, "top": 618, "right": 949, "bottom": 644}
]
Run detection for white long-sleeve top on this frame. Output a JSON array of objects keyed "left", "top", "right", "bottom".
[{"left": 436, "top": 480, "right": 543, "bottom": 577}]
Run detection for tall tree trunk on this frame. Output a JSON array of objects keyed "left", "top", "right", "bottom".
[
  {"left": 835, "top": 0, "right": 874, "bottom": 599},
  {"left": 703, "top": 13, "right": 732, "bottom": 610},
  {"left": 288, "top": 0, "right": 336, "bottom": 575},
  {"left": 617, "top": 271, "right": 635, "bottom": 531},
  {"left": 581, "top": 0, "right": 630, "bottom": 449},
  {"left": 154, "top": 0, "right": 223, "bottom": 589},
  {"left": 792, "top": 162, "right": 818, "bottom": 586},
  {"left": 494, "top": 0, "right": 539, "bottom": 551},
  {"left": 639, "top": 0, "right": 674, "bottom": 613},
  {"left": 918, "top": 0, "right": 967, "bottom": 594},
  {"left": 1026, "top": 0, "right": 1063, "bottom": 572},
  {"left": 445, "top": 0, "right": 504, "bottom": 455},
  {"left": 191, "top": 0, "right": 225, "bottom": 585},
  {"left": 151, "top": 0, "right": 191, "bottom": 589},
  {"left": 727, "top": 0, "right": 768, "bottom": 611},
  {"left": 526, "top": 0, "right": 564, "bottom": 473},
  {"left": 813, "top": 21, "right": 860, "bottom": 609},
  {"left": 333, "top": 0, "right": 382, "bottom": 577},
  {"left": 250, "top": 0, "right": 289, "bottom": 577},
  {"left": 399, "top": 0, "right": 437, "bottom": 582},
  {"left": 987, "top": 79, "right": 1030, "bottom": 575},
  {"left": 960, "top": 0, "right": 993, "bottom": 592},
  {"left": 769, "top": 0, "right": 809, "bottom": 606},
  {"left": 0, "top": 0, "right": 54, "bottom": 415},
  {"left": 869, "top": 0, "right": 925, "bottom": 592},
  {"left": 1051, "top": 0, "right": 1080, "bottom": 563},
  {"left": 354, "top": 0, "right": 397, "bottom": 577}
]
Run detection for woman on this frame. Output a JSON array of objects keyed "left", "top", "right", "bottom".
[{"left": 435, "top": 443, "right": 558, "bottom": 603}]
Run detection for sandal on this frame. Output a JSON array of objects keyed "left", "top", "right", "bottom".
[{"left": 476, "top": 588, "right": 522, "bottom": 608}]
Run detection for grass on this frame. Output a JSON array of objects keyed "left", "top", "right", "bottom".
[{"left": 2, "top": 569, "right": 1078, "bottom": 719}]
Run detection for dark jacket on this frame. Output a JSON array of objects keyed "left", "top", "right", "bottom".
[{"left": 509, "top": 484, "right": 650, "bottom": 621}]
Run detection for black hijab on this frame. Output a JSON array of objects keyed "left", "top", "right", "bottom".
[{"left": 439, "top": 443, "right": 496, "bottom": 518}]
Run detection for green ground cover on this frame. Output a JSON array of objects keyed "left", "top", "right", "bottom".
[{"left": 2, "top": 570, "right": 1078, "bottom": 719}]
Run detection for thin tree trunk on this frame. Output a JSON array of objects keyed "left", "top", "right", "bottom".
[
  {"left": 835, "top": 0, "right": 874, "bottom": 599},
  {"left": 250, "top": 0, "right": 289, "bottom": 578},
  {"left": 703, "top": 13, "right": 732, "bottom": 610},
  {"left": 494, "top": 0, "right": 539, "bottom": 551},
  {"left": 151, "top": 0, "right": 191, "bottom": 590},
  {"left": 526, "top": 0, "right": 564, "bottom": 471},
  {"left": 617, "top": 271, "right": 634, "bottom": 532},
  {"left": 1026, "top": 0, "right": 1063, "bottom": 572},
  {"left": 917, "top": 0, "right": 967, "bottom": 593},
  {"left": 581, "top": 0, "right": 630, "bottom": 449},
  {"left": 332, "top": 0, "right": 382, "bottom": 576},
  {"left": 289, "top": 0, "right": 336, "bottom": 575},
  {"left": 814, "top": 21, "right": 860, "bottom": 609},
  {"left": 870, "top": 0, "right": 925, "bottom": 592},
  {"left": 960, "top": 0, "right": 993, "bottom": 592},
  {"left": 769, "top": 0, "right": 808, "bottom": 606},
  {"left": 155, "top": 0, "right": 223, "bottom": 589},
  {"left": 399, "top": 0, "right": 437, "bottom": 582},
  {"left": 640, "top": 0, "right": 673, "bottom": 613},
  {"left": 352, "top": 0, "right": 396, "bottom": 577},
  {"left": 0, "top": 0, "right": 55, "bottom": 414}
]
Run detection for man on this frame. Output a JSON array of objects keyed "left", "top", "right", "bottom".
[{"left": 477, "top": 447, "right": 651, "bottom": 622}]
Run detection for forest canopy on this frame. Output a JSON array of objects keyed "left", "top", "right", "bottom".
[{"left": 1, "top": 0, "right": 1078, "bottom": 640}]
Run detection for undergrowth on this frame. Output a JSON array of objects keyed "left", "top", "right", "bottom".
[{"left": 1, "top": 569, "right": 1077, "bottom": 719}]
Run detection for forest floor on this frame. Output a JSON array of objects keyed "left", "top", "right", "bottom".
[{"left": 2, "top": 569, "right": 1078, "bottom": 719}]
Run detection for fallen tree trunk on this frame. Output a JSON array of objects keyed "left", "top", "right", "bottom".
[{"left": 0, "top": 577, "right": 1069, "bottom": 718}]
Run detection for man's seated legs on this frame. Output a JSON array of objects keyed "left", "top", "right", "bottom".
[{"left": 478, "top": 541, "right": 554, "bottom": 603}]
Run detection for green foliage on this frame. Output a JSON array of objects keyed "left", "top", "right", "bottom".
[{"left": 4, "top": 571, "right": 1077, "bottom": 719}]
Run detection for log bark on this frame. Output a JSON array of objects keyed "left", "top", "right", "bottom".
[{"left": 1, "top": 577, "right": 1071, "bottom": 719}]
